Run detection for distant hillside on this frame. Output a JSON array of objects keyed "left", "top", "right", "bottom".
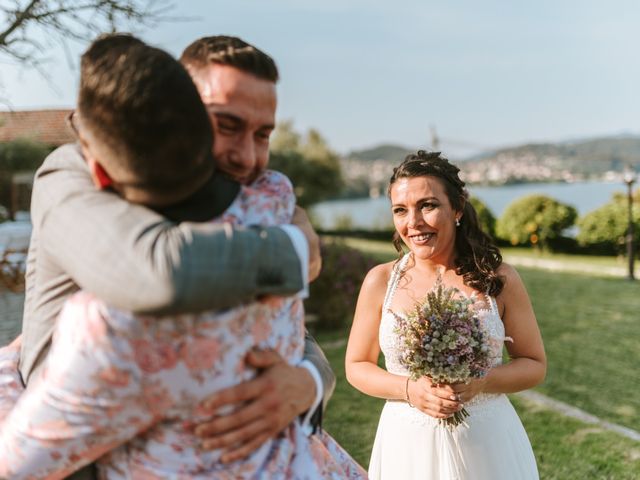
[
  {"left": 471, "top": 135, "right": 640, "bottom": 163},
  {"left": 339, "top": 135, "right": 640, "bottom": 195},
  {"left": 347, "top": 144, "right": 413, "bottom": 163},
  {"left": 462, "top": 135, "right": 640, "bottom": 184}
]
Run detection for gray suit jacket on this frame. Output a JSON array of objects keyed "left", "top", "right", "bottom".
[{"left": 20, "top": 143, "right": 334, "bottom": 416}]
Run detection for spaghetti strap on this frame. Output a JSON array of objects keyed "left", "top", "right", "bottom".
[
  {"left": 382, "top": 254, "right": 410, "bottom": 312},
  {"left": 487, "top": 294, "right": 499, "bottom": 318}
]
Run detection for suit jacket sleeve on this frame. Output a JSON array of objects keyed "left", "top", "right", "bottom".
[
  {"left": 303, "top": 332, "right": 336, "bottom": 415},
  {"left": 31, "top": 144, "right": 304, "bottom": 314}
]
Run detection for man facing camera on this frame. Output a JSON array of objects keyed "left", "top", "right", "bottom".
[{"left": 178, "top": 35, "right": 336, "bottom": 458}]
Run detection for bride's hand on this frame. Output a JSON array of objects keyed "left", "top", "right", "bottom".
[
  {"left": 406, "top": 377, "right": 463, "bottom": 419},
  {"left": 451, "top": 377, "right": 487, "bottom": 404}
]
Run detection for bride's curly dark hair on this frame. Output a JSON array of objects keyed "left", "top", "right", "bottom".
[{"left": 388, "top": 150, "right": 504, "bottom": 296}]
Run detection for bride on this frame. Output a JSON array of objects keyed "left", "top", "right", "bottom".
[{"left": 345, "top": 150, "right": 546, "bottom": 479}]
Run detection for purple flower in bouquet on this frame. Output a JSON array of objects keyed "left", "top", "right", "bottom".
[{"left": 393, "top": 277, "right": 493, "bottom": 427}]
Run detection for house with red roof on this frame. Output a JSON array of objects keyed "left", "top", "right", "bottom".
[
  {"left": 0, "top": 109, "right": 75, "bottom": 219},
  {"left": 0, "top": 109, "right": 75, "bottom": 146}
]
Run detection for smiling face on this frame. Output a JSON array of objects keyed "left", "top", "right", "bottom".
[
  {"left": 390, "top": 175, "right": 461, "bottom": 265},
  {"left": 189, "top": 63, "right": 277, "bottom": 185}
]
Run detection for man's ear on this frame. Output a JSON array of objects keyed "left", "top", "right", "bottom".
[{"left": 87, "top": 157, "right": 114, "bottom": 189}]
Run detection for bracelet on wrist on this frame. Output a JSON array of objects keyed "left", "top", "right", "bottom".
[{"left": 405, "top": 376, "right": 414, "bottom": 408}]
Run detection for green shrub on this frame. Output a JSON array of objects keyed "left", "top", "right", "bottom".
[
  {"left": 270, "top": 150, "right": 343, "bottom": 208},
  {"left": 469, "top": 196, "right": 496, "bottom": 239},
  {"left": 496, "top": 194, "right": 577, "bottom": 251},
  {"left": 269, "top": 123, "right": 343, "bottom": 208},
  {"left": 0, "top": 139, "right": 50, "bottom": 171},
  {"left": 577, "top": 194, "right": 640, "bottom": 255},
  {"left": 0, "top": 139, "right": 51, "bottom": 213},
  {"left": 305, "top": 240, "right": 377, "bottom": 330}
]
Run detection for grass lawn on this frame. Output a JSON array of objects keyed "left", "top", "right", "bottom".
[
  {"left": 338, "top": 237, "right": 640, "bottom": 272},
  {"left": 521, "top": 268, "right": 640, "bottom": 432},
  {"left": 500, "top": 247, "right": 640, "bottom": 271},
  {"left": 334, "top": 237, "right": 397, "bottom": 263},
  {"left": 316, "top": 237, "right": 640, "bottom": 477},
  {"left": 317, "top": 332, "right": 640, "bottom": 479}
]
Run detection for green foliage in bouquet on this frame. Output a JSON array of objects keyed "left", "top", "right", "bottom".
[{"left": 394, "top": 278, "right": 493, "bottom": 426}]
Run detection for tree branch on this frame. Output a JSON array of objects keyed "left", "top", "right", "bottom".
[
  {"left": 0, "top": 0, "right": 41, "bottom": 46},
  {"left": 0, "top": 0, "right": 177, "bottom": 82}
]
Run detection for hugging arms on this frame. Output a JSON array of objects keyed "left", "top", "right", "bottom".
[{"left": 18, "top": 144, "right": 334, "bottom": 461}]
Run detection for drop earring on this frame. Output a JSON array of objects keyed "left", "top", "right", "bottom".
[{"left": 455, "top": 217, "right": 460, "bottom": 227}]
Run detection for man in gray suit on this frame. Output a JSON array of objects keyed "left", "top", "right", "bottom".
[
  {"left": 19, "top": 35, "right": 334, "bottom": 470},
  {"left": 0, "top": 34, "right": 353, "bottom": 479}
]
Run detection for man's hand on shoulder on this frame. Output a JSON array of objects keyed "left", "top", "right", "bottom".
[
  {"left": 194, "top": 348, "right": 317, "bottom": 463},
  {"left": 291, "top": 206, "right": 321, "bottom": 282}
]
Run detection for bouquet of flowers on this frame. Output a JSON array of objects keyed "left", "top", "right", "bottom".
[{"left": 394, "top": 278, "right": 493, "bottom": 427}]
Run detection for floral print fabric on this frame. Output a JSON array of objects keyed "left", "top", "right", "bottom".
[{"left": 0, "top": 171, "right": 366, "bottom": 480}]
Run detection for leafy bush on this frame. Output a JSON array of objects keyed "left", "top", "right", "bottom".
[
  {"left": 305, "top": 240, "right": 377, "bottom": 330},
  {"left": 0, "top": 139, "right": 50, "bottom": 171},
  {"left": 496, "top": 194, "right": 577, "bottom": 250},
  {"left": 577, "top": 193, "right": 640, "bottom": 255},
  {"left": 270, "top": 150, "right": 343, "bottom": 208},
  {"left": 269, "top": 122, "right": 343, "bottom": 207},
  {"left": 0, "top": 139, "right": 51, "bottom": 213},
  {"left": 469, "top": 196, "right": 496, "bottom": 239}
]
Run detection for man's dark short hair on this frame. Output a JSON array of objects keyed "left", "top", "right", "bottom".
[
  {"left": 78, "top": 33, "right": 213, "bottom": 194},
  {"left": 180, "top": 35, "right": 279, "bottom": 83}
]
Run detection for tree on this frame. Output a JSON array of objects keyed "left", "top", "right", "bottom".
[
  {"left": 268, "top": 119, "right": 300, "bottom": 152},
  {"left": 468, "top": 196, "right": 496, "bottom": 239},
  {"left": 0, "top": 138, "right": 51, "bottom": 214},
  {"left": 1, "top": 0, "right": 172, "bottom": 81},
  {"left": 576, "top": 192, "right": 640, "bottom": 255},
  {"left": 496, "top": 194, "right": 577, "bottom": 250},
  {"left": 269, "top": 121, "right": 343, "bottom": 208}
]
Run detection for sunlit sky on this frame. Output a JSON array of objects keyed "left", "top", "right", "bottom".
[{"left": 1, "top": 0, "right": 639, "bottom": 156}]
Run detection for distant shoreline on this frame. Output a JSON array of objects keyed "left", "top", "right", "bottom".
[{"left": 312, "top": 179, "right": 626, "bottom": 230}]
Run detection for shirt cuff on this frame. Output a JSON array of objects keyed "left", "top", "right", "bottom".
[
  {"left": 279, "top": 225, "right": 309, "bottom": 299},
  {"left": 297, "top": 359, "right": 324, "bottom": 436}
]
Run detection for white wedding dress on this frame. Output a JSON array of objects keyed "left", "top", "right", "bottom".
[{"left": 368, "top": 255, "right": 539, "bottom": 480}]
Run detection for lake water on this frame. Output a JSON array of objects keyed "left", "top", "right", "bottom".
[
  {"left": 311, "top": 180, "right": 627, "bottom": 230},
  {"left": 0, "top": 179, "right": 628, "bottom": 345}
]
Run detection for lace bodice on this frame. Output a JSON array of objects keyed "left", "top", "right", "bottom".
[{"left": 379, "top": 254, "right": 507, "bottom": 409}]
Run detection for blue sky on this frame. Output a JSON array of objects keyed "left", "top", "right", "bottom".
[{"left": 1, "top": 1, "right": 638, "bottom": 156}]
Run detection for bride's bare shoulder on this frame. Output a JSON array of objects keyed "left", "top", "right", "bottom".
[
  {"left": 361, "top": 261, "right": 396, "bottom": 293},
  {"left": 496, "top": 262, "right": 524, "bottom": 286}
]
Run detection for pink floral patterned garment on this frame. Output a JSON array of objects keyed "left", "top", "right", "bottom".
[{"left": 0, "top": 170, "right": 366, "bottom": 480}]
